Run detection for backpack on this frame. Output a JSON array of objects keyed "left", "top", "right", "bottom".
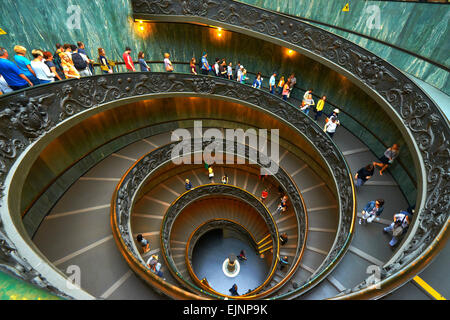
[
  {"left": 72, "top": 52, "right": 87, "bottom": 71},
  {"left": 53, "top": 51, "right": 63, "bottom": 70},
  {"left": 393, "top": 214, "right": 407, "bottom": 237}
]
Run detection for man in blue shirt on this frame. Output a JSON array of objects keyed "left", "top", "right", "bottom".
[
  {"left": 269, "top": 71, "right": 277, "bottom": 94},
  {"left": 0, "top": 48, "right": 33, "bottom": 91},
  {"left": 201, "top": 52, "right": 210, "bottom": 75}
]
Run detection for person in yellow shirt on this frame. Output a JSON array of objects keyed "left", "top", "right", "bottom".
[
  {"left": 314, "top": 95, "right": 327, "bottom": 121},
  {"left": 277, "top": 76, "right": 285, "bottom": 95},
  {"left": 208, "top": 166, "right": 214, "bottom": 183}
]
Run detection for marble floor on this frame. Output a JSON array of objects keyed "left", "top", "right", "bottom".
[{"left": 191, "top": 229, "right": 270, "bottom": 296}]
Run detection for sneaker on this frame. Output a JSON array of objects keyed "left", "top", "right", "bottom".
[
  {"left": 376, "top": 217, "right": 380, "bottom": 221},
  {"left": 359, "top": 219, "right": 362, "bottom": 225}
]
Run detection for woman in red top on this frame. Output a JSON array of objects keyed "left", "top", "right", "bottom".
[{"left": 260, "top": 189, "right": 268, "bottom": 203}]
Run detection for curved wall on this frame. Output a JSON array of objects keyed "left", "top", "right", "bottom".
[
  {"left": 1, "top": 2, "right": 417, "bottom": 203},
  {"left": 19, "top": 97, "right": 334, "bottom": 219},
  {"left": 239, "top": 0, "right": 450, "bottom": 95}
]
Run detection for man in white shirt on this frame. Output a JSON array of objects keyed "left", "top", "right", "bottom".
[
  {"left": 384, "top": 211, "right": 410, "bottom": 247},
  {"left": 303, "top": 89, "right": 313, "bottom": 100},
  {"left": 269, "top": 72, "right": 277, "bottom": 94},
  {"left": 214, "top": 58, "right": 220, "bottom": 76},
  {"left": 324, "top": 117, "right": 339, "bottom": 138}
]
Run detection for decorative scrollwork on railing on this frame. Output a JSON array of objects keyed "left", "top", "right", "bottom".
[
  {"left": 113, "top": 139, "right": 306, "bottom": 298},
  {"left": 131, "top": 0, "right": 450, "bottom": 298},
  {"left": 160, "top": 184, "right": 279, "bottom": 295},
  {"left": 1, "top": 72, "right": 353, "bottom": 299}
]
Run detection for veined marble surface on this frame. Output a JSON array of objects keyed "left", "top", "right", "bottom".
[
  {"left": 238, "top": 0, "right": 450, "bottom": 95},
  {"left": 0, "top": 0, "right": 418, "bottom": 201}
]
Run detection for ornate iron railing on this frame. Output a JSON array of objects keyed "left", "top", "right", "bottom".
[
  {"left": 131, "top": 0, "right": 448, "bottom": 299},
  {"left": 0, "top": 72, "right": 354, "bottom": 299},
  {"left": 185, "top": 218, "right": 265, "bottom": 297},
  {"left": 113, "top": 140, "right": 309, "bottom": 299}
]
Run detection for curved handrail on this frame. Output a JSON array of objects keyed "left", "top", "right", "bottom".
[
  {"left": 185, "top": 218, "right": 268, "bottom": 298},
  {"left": 0, "top": 72, "right": 353, "bottom": 299},
  {"left": 131, "top": 159, "right": 309, "bottom": 298},
  {"left": 131, "top": 0, "right": 449, "bottom": 299},
  {"left": 160, "top": 185, "right": 280, "bottom": 297}
]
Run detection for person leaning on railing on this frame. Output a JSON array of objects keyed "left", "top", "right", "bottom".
[
  {"left": 98, "top": 48, "right": 113, "bottom": 74},
  {"left": 14, "top": 45, "right": 40, "bottom": 85},
  {"left": 190, "top": 58, "right": 198, "bottom": 75},
  {"left": 164, "top": 53, "right": 174, "bottom": 72},
  {"left": 43, "top": 51, "right": 63, "bottom": 81},
  {"left": 60, "top": 52, "right": 80, "bottom": 79},
  {"left": 0, "top": 47, "right": 34, "bottom": 91}
]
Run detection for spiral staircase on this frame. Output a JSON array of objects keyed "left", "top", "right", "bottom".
[{"left": 0, "top": 0, "right": 448, "bottom": 301}]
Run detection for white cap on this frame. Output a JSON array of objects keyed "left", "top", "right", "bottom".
[{"left": 333, "top": 109, "right": 340, "bottom": 114}]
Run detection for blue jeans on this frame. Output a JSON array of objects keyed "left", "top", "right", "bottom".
[
  {"left": 10, "top": 84, "right": 30, "bottom": 91},
  {"left": 314, "top": 110, "right": 323, "bottom": 121},
  {"left": 384, "top": 223, "right": 399, "bottom": 246},
  {"left": 270, "top": 86, "right": 275, "bottom": 94},
  {"left": 356, "top": 178, "right": 365, "bottom": 187},
  {"left": 282, "top": 95, "right": 288, "bottom": 101},
  {"left": 303, "top": 108, "right": 310, "bottom": 116},
  {"left": 278, "top": 87, "right": 283, "bottom": 95}
]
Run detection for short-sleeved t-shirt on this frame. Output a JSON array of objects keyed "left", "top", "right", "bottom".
[
  {"left": 0, "top": 58, "right": 28, "bottom": 87},
  {"left": 357, "top": 167, "right": 374, "bottom": 182},
  {"left": 14, "top": 55, "right": 34, "bottom": 78},
  {"left": 0, "top": 75, "right": 13, "bottom": 93}
]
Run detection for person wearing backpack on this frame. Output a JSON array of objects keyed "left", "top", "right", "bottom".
[
  {"left": 71, "top": 46, "right": 91, "bottom": 77},
  {"left": 53, "top": 44, "right": 66, "bottom": 80},
  {"left": 383, "top": 211, "right": 410, "bottom": 248}
]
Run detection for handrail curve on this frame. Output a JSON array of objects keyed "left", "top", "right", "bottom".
[
  {"left": 0, "top": 72, "right": 354, "bottom": 299},
  {"left": 131, "top": 0, "right": 449, "bottom": 299}
]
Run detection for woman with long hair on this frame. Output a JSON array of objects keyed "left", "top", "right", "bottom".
[
  {"left": 190, "top": 57, "right": 197, "bottom": 75},
  {"left": 138, "top": 51, "right": 151, "bottom": 72}
]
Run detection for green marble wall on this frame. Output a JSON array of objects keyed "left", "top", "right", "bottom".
[
  {"left": 239, "top": 0, "right": 450, "bottom": 95},
  {"left": 1, "top": 0, "right": 416, "bottom": 203},
  {"left": 0, "top": 272, "right": 61, "bottom": 300}
]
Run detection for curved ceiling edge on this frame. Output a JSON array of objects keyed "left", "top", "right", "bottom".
[{"left": 0, "top": 73, "right": 353, "bottom": 299}]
